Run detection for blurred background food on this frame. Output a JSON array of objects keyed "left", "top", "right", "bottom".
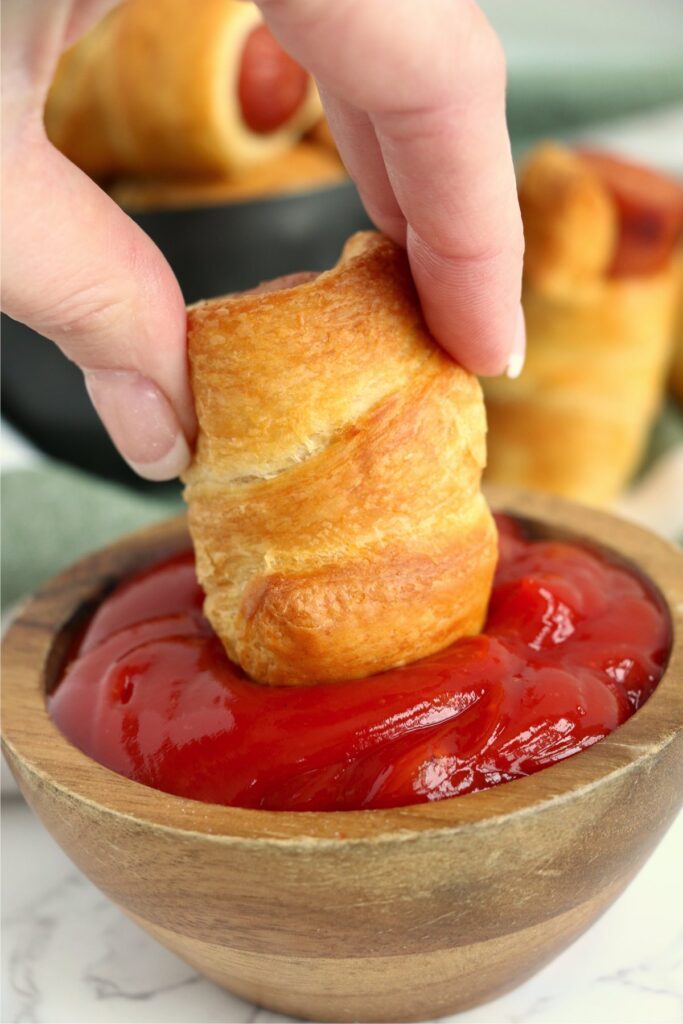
[
  {"left": 46, "top": 0, "right": 325, "bottom": 183},
  {"left": 483, "top": 144, "right": 683, "bottom": 505},
  {"left": 45, "top": 0, "right": 350, "bottom": 217},
  {"left": 2, "top": 0, "right": 683, "bottom": 504}
]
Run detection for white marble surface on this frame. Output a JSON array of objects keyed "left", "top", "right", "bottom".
[{"left": 2, "top": 792, "right": 682, "bottom": 1024}]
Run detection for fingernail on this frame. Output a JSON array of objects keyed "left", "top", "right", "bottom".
[
  {"left": 84, "top": 369, "right": 191, "bottom": 481},
  {"left": 505, "top": 305, "right": 526, "bottom": 379}
]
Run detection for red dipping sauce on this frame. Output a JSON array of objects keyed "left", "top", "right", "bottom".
[{"left": 49, "top": 516, "right": 670, "bottom": 812}]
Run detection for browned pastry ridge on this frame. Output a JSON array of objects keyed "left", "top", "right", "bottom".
[
  {"left": 45, "top": 0, "right": 321, "bottom": 178},
  {"left": 183, "top": 233, "right": 497, "bottom": 686}
]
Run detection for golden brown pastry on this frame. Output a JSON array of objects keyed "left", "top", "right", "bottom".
[
  {"left": 671, "top": 343, "right": 683, "bottom": 404},
  {"left": 307, "top": 115, "right": 339, "bottom": 155},
  {"left": 484, "top": 144, "right": 683, "bottom": 506},
  {"left": 183, "top": 232, "right": 497, "bottom": 686},
  {"left": 108, "top": 143, "right": 346, "bottom": 211},
  {"left": 45, "top": 0, "right": 321, "bottom": 178},
  {"left": 670, "top": 267, "right": 683, "bottom": 404}
]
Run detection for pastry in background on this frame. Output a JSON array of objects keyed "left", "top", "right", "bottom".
[
  {"left": 484, "top": 144, "right": 683, "bottom": 506},
  {"left": 109, "top": 143, "right": 346, "bottom": 211},
  {"left": 670, "top": 280, "right": 683, "bottom": 404},
  {"left": 45, "top": 0, "right": 321, "bottom": 179},
  {"left": 183, "top": 232, "right": 497, "bottom": 686}
]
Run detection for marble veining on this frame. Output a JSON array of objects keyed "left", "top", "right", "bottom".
[{"left": 2, "top": 796, "right": 682, "bottom": 1024}]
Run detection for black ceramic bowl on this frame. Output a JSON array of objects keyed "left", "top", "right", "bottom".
[{"left": 2, "top": 181, "right": 371, "bottom": 487}]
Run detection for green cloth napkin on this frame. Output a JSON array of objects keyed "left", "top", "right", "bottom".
[{"left": 1, "top": 464, "right": 182, "bottom": 613}]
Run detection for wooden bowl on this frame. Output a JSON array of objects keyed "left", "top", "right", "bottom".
[{"left": 2, "top": 488, "right": 682, "bottom": 1023}]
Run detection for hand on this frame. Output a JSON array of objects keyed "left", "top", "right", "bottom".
[
  {"left": 1, "top": 0, "right": 195, "bottom": 481},
  {"left": 1, "top": 0, "right": 524, "bottom": 484},
  {"left": 257, "top": 0, "right": 526, "bottom": 377}
]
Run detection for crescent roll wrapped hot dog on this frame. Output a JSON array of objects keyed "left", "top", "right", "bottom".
[
  {"left": 483, "top": 144, "right": 683, "bottom": 505},
  {"left": 183, "top": 232, "right": 497, "bottom": 686},
  {"left": 45, "top": 0, "right": 321, "bottom": 178},
  {"left": 108, "top": 143, "right": 346, "bottom": 211}
]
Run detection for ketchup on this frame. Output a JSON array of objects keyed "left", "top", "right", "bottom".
[
  {"left": 49, "top": 516, "right": 670, "bottom": 812},
  {"left": 238, "top": 25, "right": 309, "bottom": 134}
]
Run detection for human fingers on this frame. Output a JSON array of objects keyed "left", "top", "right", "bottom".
[{"left": 258, "top": 0, "right": 525, "bottom": 375}]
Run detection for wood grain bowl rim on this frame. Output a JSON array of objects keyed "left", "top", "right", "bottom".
[{"left": 2, "top": 486, "right": 682, "bottom": 844}]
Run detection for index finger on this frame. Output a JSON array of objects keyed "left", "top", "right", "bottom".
[{"left": 258, "top": 0, "right": 524, "bottom": 375}]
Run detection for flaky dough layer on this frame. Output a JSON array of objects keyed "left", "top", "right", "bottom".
[{"left": 184, "top": 232, "right": 497, "bottom": 685}]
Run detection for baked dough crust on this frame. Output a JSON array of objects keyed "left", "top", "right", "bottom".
[
  {"left": 184, "top": 232, "right": 497, "bottom": 685},
  {"left": 108, "top": 143, "right": 346, "bottom": 211},
  {"left": 484, "top": 144, "right": 680, "bottom": 505},
  {"left": 670, "top": 266, "right": 683, "bottom": 404},
  {"left": 45, "top": 0, "right": 321, "bottom": 178}
]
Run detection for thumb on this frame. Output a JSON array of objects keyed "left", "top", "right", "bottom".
[
  {"left": 2, "top": 133, "right": 195, "bottom": 481},
  {"left": 2, "top": 0, "right": 195, "bottom": 481}
]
